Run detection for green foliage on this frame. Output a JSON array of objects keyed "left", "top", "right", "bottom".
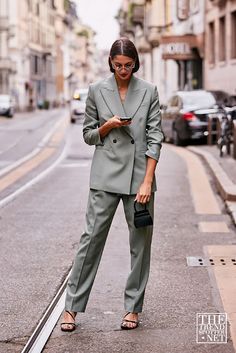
[
  {"left": 77, "top": 29, "right": 89, "bottom": 38},
  {"left": 127, "top": 3, "right": 135, "bottom": 26},
  {"left": 64, "top": 0, "right": 69, "bottom": 12}
]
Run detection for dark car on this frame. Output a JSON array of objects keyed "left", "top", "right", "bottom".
[
  {"left": 207, "top": 90, "right": 233, "bottom": 107},
  {"left": 161, "top": 90, "right": 218, "bottom": 145}
]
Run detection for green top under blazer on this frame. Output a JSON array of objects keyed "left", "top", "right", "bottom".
[{"left": 83, "top": 74, "right": 164, "bottom": 195}]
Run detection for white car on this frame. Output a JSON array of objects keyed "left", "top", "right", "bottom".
[
  {"left": 0, "top": 95, "right": 15, "bottom": 118},
  {"left": 70, "top": 88, "right": 88, "bottom": 123}
]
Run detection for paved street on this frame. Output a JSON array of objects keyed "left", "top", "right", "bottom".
[{"left": 0, "top": 111, "right": 236, "bottom": 353}]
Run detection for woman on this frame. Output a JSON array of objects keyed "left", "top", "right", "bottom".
[{"left": 61, "top": 37, "right": 164, "bottom": 331}]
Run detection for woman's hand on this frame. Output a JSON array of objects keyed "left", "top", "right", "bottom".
[
  {"left": 107, "top": 115, "right": 132, "bottom": 129},
  {"left": 99, "top": 116, "right": 131, "bottom": 139},
  {"left": 135, "top": 181, "right": 152, "bottom": 204}
]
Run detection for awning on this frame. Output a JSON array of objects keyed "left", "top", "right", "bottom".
[{"left": 160, "top": 34, "right": 204, "bottom": 60}]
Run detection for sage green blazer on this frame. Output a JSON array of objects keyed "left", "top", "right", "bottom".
[{"left": 83, "top": 74, "right": 164, "bottom": 195}]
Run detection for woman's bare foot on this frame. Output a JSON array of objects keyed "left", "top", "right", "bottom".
[
  {"left": 121, "top": 312, "right": 139, "bottom": 330},
  {"left": 60, "top": 311, "right": 77, "bottom": 332}
]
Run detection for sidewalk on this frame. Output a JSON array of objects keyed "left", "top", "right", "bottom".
[{"left": 187, "top": 143, "right": 236, "bottom": 226}]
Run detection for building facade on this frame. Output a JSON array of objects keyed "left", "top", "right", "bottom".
[
  {"left": 204, "top": 0, "right": 236, "bottom": 95},
  {"left": 117, "top": 1, "right": 215, "bottom": 103},
  {"left": 0, "top": 0, "right": 97, "bottom": 111}
]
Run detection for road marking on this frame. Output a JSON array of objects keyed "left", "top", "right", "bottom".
[
  {"left": 0, "top": 147, "right": 55, "bottom": 192},
  {"left": 0, "top": 140, "right": 68, "bottom": 208},
  {"left": 198, "top": 222, "right": 230, "bottom": 233},
  {"left": 0, "top": 117, "right": 68, "bottom": 194},
  {"left": 0, "top": 160, "right": 12, "bottom": 167},
  {"left": 0, "top": 113, "right": 68, "bottom": 178},
  {"left": 168, "top": 145, "right": 221, "bottom": 214},
  {"left": 205, "top": 245, "right": 236, "bottom": 350},
  {"left": 59, "top": 163, "right": 89, "bottom": 168}
]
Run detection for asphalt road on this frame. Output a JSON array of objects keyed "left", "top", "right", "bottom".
[{"left": 0, "top": 112, "right": 236, "bottom": 353}]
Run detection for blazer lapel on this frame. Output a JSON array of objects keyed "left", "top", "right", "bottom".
[
  {"left": 100, "top": 74, "right": 147, "bottom": 139},
  {"left": 123, "top": 76, "right": 147, "bottom": 119},
  {"left": 100, "top": 75, "right": 126, "bottom": 118}
]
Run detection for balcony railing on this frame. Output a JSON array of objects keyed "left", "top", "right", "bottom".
[
  {"left": 147, "top": 26, "right": 161, "bottom": 47},
  {"left": 0, "top": 58, "right": 16, "bottom": 72},
  {"left": 209, "top": 0, "right": 227, "bottom": 6}
]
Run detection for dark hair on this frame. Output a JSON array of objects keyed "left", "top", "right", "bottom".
[{"left": 108, "top": 37, "right": 140, "bottom": 73}]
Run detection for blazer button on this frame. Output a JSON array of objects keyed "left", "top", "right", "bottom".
[
  {"left": 131, "top": 139, "right": 134, "bottom": 144},
  {"left": 113, "top": 139, "right": 117, "bottom": 143}
]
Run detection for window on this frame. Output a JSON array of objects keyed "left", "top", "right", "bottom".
[
  {"left": 31, "top": 55, "right": 41, "bottom": 75},
  {"left": 177, "top": 0, "right": 190, "bottom": 20},
  {"left": 36, "top": 2, "right": 40, "bottom": 16},
  {"left": 219, "top": 16, "right": 226, "bottom": 61},
  {"left": 48, "top": 13, "right": 55, "bottom": 26},
  {"left": 208, "top": 21, "right": 215, "bottom": 64},
  {"left": 27, "top": 0, "right": 32, "bottom": 12},
  {"left": 231, "top": 11, "right": 236, "bottom": 59}
]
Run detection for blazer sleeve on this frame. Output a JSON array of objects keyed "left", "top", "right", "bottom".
[
  {"left": 145, "top": 86, "right": 164, "bottom": 162},
  {"left": 83, "top": 84, "right": 103, "bottom": 146}
]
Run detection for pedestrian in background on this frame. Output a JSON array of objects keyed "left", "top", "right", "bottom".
[{"left": 61, "top": 37, "right": 164, "bottom": 331}]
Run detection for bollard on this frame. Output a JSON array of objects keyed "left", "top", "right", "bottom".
[
  {"left": 233, "top": 120, "right": 236, "bottom": 159},
  {"left": 207, "top": 117, "right": 213, "bottom": 145},
  {"left": 217, "top": 118, "right": 221, "bottom": 141},
  {"left": 208, "top": 115, "right": 219, "bottom": 145}
]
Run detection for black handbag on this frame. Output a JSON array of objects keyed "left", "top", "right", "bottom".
[{"left": 134, "top": 201, "right": 153, "bottom": 228}]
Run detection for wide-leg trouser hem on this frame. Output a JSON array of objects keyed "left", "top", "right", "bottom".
[
  {"left": 64, "top": 304, "right": 86, "bottom": 313},
  {"left": 124, "top": 306, "right": 143, "bottom": 314}
]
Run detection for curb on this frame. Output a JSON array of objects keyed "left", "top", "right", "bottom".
[{"left": 187, "top": 146, "right": 236, "bottom": 226}]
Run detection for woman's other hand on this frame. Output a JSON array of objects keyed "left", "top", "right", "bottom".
[{"left": 135, "top": 181, "right": 152, "bottom": 204}]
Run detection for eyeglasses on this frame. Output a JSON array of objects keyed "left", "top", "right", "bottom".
[{"left": 111, "top": 62, "right": 135, "bottom": 72}]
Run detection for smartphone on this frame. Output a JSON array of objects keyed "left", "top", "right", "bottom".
[{"left": 120, "top": 116, "right": 132, "bottom": 122}]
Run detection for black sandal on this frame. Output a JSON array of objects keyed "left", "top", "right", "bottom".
[
  {"left": 60, "top": 310, "right": 76, "bottom": 332},
  {"left": 121, "top": 312, "right": 139, "bottom": 330}
]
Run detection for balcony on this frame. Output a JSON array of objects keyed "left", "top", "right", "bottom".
[
  {"left": 147, "top": 26, "right": 161, "bottom": 47},
  {"left": 130, "top": 4, "right": 144, "bottom": 26},
  {"left": 0, "top": 58, "right": 16, "bottom": 72},
  {"left": 136, "top": 36, "right": 151, "bottom": 53},
  {"left": 209, "top": 0, "right": 227, "bottom": 6},
  {"left": 120, "top": 16, "right": 135, "bottom": 36},
  {"left": 0, "top": 17, "right": 9, "bottom": 31}
]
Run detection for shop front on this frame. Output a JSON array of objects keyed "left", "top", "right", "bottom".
[{"left": 160, "top": 34, "right": 204, "bottom": 90}]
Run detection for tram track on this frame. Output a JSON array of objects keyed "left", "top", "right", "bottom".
[
  {"left": 0, "top": 121, "right": 84, "bottom": 353},
  {"left": 21, "top": 270, "right": 71, "bottom": 353}
]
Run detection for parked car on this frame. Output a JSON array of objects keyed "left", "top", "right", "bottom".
[
  {"left": 70, "top": 88, "right": 88, "bottom": 123},
  {"left": 207, "top": 90, "right": 231, "bottom": 107},
  {"left": 0, "top": 94, "right": 15, "bottom": 118},
  {"left": 161, "top": 90, "right": 218, "bottom": 146}
]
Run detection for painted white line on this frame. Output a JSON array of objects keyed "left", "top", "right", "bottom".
[
  {"left": 59, "top": 163, "right": 89, "bottom": 168},
  {"left": 0, "top": 114, "right": 67, "bottom": 178},
  {"left": 0, "top": 141, "right": 68, "bottom": 209}
]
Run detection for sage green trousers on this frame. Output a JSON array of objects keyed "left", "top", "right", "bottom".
[{"left": 65, "top": 189, "right": 154, "bottom": 313}]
